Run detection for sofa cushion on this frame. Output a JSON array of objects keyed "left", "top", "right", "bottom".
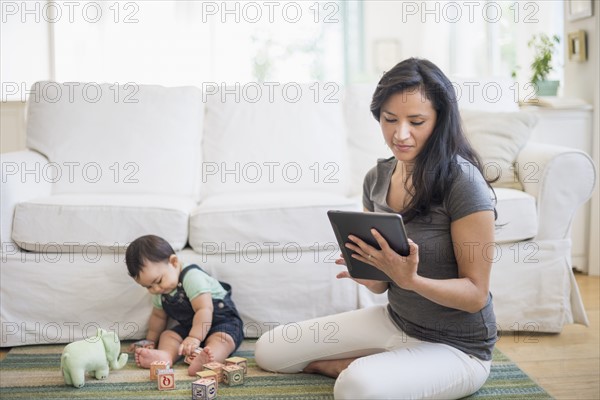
[
  {"left": 12, "top": 194, "right": 195, "bottom": 251},
  {"left": 189, "top": 192, "right": 361, "bottom": 253},
  {"left": 494, "top": 188, "right": 538, "bottom": 243},
  {"left": 461, "top": 111, "right": 538, "bottom": 190},
  {"left": 26, "top": 81, "right": 204, "bottom": 198},
  {"left": 201, "top": 84, "right": 349, "bottom": 198}
]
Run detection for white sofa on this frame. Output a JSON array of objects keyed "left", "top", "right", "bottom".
[{"left": 1, "top": 81, "right": 595, "bottom": 347}]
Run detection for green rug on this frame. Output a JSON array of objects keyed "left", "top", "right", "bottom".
[{"left": 0, "top": 341, "right": 552, "bottom": 399}]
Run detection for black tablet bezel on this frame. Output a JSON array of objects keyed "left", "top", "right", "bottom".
[{"left": 327, "top": 210, "right": 410, "bottom": 281}]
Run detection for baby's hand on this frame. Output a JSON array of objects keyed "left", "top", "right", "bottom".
[{"left": 178, "top": 336, "right": 201, "bottom": 356}]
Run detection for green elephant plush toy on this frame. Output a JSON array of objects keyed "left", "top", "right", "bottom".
[{"left": 60, "top": 328, "right": 128, "bottom": 388}]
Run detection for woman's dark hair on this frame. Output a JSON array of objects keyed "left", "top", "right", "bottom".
[
  {"left": 370, "top": 57, "right": 496, "bottom": 222},
  {"left": 125, "top": 235, "right": 175, "bottom": 278}
]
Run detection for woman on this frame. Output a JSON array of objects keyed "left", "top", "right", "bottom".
[{"left": 255, "top": 58, "right": 497, "bottom": 399}]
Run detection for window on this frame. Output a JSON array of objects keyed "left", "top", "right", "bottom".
[
  {"left": 1, "top": 0, "right": 565, "bottom": 101},
  {"left": 350, "top": 1, "right": 564, "bottom": 86},
  {"left": 1, "top": 0, "right": 344, "bottom": 101}
]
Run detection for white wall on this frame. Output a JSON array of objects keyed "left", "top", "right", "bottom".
[
  {"left": 1, "top": 0, "right": 49, "bottom": 154},
  {"left": 1, "top": 1, "right": 52, "bottom": 101},
  {"left": 563, "top": 4, "right": 600, "bottom": 276},
  {"left": 361, "top": 0, "right": 562, "bottom": 82},
  {"left": 362, "top": 1, "right": 451, "bottom": 77}
]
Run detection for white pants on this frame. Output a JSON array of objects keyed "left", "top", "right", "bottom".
[{"left": 255, "top": 305, "right": 491, "bottom": 400}]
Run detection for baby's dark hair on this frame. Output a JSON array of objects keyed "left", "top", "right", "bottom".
[{"left": 125, "top": 235, "right": 175, "bottom": 279}]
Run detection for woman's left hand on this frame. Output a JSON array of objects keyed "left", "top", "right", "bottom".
[{"left": 346, "top": 229, "right": 420, "bottom": 290}]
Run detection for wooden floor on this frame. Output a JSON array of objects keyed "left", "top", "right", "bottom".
[
  {"left": 496, "top": 272, "right": 600, "bottom": 400},
  {"left": 1, "top": 274, "right": 599, "bottom": 399}
]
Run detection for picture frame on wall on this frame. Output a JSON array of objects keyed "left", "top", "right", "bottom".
[
  {"left": 567, "top": 0, "right": 593, "bottom": 21},
  {"left": 568, "top": 30, "right": 588, "bottom": 62}
]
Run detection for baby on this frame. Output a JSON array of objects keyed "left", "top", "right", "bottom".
[{"left": 125, "top": 234, "right": 244, "bottom": 376}]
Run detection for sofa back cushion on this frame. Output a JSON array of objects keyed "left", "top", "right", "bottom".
[
  {"left": 26, "top": 81, "right": 204, "bottom": 198},
  {"left": 200, "top": 83, "right": 349, "bottom": 198},
  {"left": 461, "top": 110, "right": 538, "bottom": 190}
]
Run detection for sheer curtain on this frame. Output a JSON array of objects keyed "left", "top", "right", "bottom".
[
  {"left": 1, "top": 0, "right": 344, "bottom": 101},
  {"left": 2, "top": 1, "right": 564, "bottom": 100},
  {"left": 53, "top": 1, "right": 344, "bottom": 85}
]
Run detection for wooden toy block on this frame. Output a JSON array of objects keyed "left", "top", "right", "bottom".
[
  {"left": 150, "top": 360, "right": 170, "bottom": 380},
  {"left": 195, "top": 370, "right": 218, "bottom": 390},
  {"left": 202, "top": 362, "right": 225, "bottom": 383},
  {"left": 225, "top": 356, "right": 248, "bottom": 375},
  {"left": 134, "top": 340, "right": 155, "bottom": 349},
  {"left": 222, "top": 364, "right": 244, "bottom": 386},
  {"left": 192, "top": 378, "right": 217, "bottom": 400},
  {"left": 184, "top": 348, "right": 202, "bottom": 364},
  {"left": 157, "top": 368, "right": 175, "bottom": 391}
]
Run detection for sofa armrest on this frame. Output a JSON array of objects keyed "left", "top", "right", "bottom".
[
  {"left": 516, "top": 142, "right": 596, "bottom": 241},
  {"left": 1, "top": 150, "right": 52, "bottom": 249}
]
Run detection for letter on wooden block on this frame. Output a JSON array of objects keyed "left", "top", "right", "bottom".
[
  {"left": 222, "top": 365, "right": 244, "bottom": 386},
  {"left": 202, "top": 362, "right": 225, "bottom": 383},
  {"left": 196, "top": 370, "right": 219, "bottom": 389},
  {"left": 150, "top": 360, "right": 170, "bottom": 380},
  {"left": 157, "top": 368, "right": 175, "bottom": 390},
  {"left": 225, "top": 356, "right": 248, "bottom": 375},
  {"left": 192, "top": 378, "right": 217, "bottom": 400},
  {"left": 185, "top": 348, "right": 202, "bottom": 364},
  {"left": 134, "top": 340, "right": 155, "bottom": 349}
]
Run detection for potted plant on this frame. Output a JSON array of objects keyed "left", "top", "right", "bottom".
[{"left": 528, "top": 33, "right": 561, "bottom": 96}]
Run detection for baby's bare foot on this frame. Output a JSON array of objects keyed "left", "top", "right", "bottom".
[
  {"left": 135, "top": 348, "right": 172, "bottom": 369},
  {"left": 187, "top": 347, "right": 216, "bottom": 376}
]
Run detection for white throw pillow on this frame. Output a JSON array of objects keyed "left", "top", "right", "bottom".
[{"left": 461, "top": 111, "right": 538, "bottom": 190}]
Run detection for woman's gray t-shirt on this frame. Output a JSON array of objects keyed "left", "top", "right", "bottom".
[{"left": 363, "top": 156, "right": 497, "bottom": 361}]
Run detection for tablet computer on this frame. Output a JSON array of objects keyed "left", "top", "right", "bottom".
[{"left": 327, "top": 210, "right": 410, "bottom": 281}]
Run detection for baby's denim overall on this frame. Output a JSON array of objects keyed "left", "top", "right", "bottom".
[{"left": 161, "top": 264, "right": 244, "bottom": 349}]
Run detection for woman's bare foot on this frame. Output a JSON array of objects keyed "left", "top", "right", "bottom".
[
  {"left": 303, "top": 358, "right": 356, "bottom": 378},
  {"left": 134, "top": 348, "right": 172, "bottom": 368},
  {"left": 187, "top": 347, "right": 216, "bottom": 376}
]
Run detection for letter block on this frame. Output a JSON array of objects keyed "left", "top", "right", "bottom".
[
  {"left": 192, "top": 378, "right": 217, "bottom": 400},
  {"left": 157, "top": 368, "right": 175, "bottom": 390},
  {"left": 222, "top": 365, "right": 244, "bottom": 386},
  {"left": 196, "top": 370, "right": 219, "bottom": 390},
  {"left": 185, "top": 348, "right": 202, "bottom": 364},
  {"left": 225, "top": 356, "right": 248, "bottom": 375},
  {"left": 202, "top": 362, "right": 225, "bottom": 383},
  {"left": 150, "top": 360, "right": 170, "bottom": 380},
  {"left": 134, "top": 340, "right": 155, "bottom": 349}
]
